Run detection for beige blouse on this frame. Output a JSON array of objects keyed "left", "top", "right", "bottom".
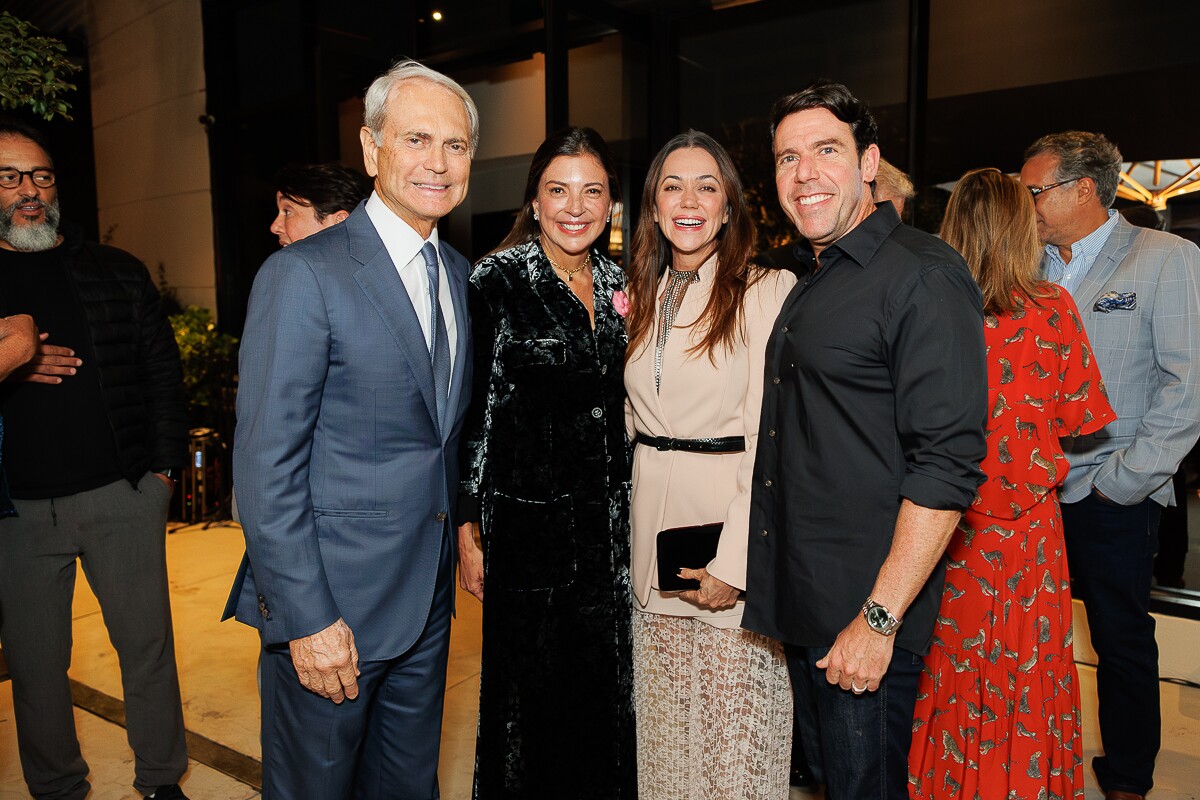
[{"left": 625, "top": 256, "right": 796, "bottom": 627}]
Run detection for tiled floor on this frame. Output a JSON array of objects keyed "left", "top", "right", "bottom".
[{"left": 0, "top": 521, "right": 1196, "bottom": 799}]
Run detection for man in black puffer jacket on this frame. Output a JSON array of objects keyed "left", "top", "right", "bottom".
[{"left": 0, "top": 117, "right": 190, "bottom": 800}]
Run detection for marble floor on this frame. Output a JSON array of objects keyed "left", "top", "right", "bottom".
[{"left": 0, "top": 521, "right": 1196, "bottom": 799}]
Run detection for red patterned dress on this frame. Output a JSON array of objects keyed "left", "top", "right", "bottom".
[{"left": 909, "top": 286, "right": 1115, "bottom": 800}]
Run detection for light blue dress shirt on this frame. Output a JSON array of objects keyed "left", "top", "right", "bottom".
[{"left": 1041, "top": 209, "right": 1119, "bottom": 296}]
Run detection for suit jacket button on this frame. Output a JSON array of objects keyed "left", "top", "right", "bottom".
[
  {"left": 257, "top": 595, "right": 270, "bottom": 619},
  {"left": 592, "top": 407, "right": 603, "bottom": 418},
  {"left": 436, "top": 512, "right": 447, "bottom": 522}
]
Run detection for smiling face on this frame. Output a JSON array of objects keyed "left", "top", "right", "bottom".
[
  {"left": 531, "top": 153, "right": 612, "bottom": 265},
  {"left": 652, "top": 147, "right": 729, "bottom": 271},
  {"left": 359, "top": 79, "right": 472, "bottom": 239},
  {"left": 773, "top": 107, "right": 879, "bottom": 257},
  {"left": 269, "top": 193, "right": 346, "bottom": 246},
  {"left": 0, "top": 134, "right": 61, "bottom": 252}
]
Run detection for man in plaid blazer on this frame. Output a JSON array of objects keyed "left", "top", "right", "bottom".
[{"left": 1021, "top": 131, "right": 1200, "bottom": 800}]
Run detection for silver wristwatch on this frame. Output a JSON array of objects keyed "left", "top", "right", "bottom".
[{"left": 861, "top": 598, "right": 902, "bottom": 636}]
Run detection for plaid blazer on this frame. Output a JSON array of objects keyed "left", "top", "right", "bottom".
[{"left": 1052, "top": 215, "right": 1200, "bottom": 506}]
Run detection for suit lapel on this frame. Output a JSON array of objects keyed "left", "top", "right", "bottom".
[
  {"left": 348, "top": 212, "right": 440, "bottom": 429},
  {"left": 1072, "top": 216, "right": 1135, "bottom": 312}
]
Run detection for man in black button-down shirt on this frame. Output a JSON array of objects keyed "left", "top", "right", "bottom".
[{"left": 742, "top": 81, "right": 987, "bottom": 799}]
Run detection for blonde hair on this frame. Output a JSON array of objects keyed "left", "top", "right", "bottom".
[
  {"left": 940, "top": 168, "right": 1053, "bottom": 315},
  {"left": 873, "top": 158, "right": 913, "bottom": 207}
]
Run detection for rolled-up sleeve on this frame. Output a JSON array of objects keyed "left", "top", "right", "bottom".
[{"left": 887, "top": 264, "right": 988, "bottom": 510}]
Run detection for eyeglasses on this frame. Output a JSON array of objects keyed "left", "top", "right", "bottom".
[
  {"left": 1027, "top": 177, "right": 1079, "bottom": 200},
  {"left": 0, "top": 169, "right": 56, "bottom": 190}
]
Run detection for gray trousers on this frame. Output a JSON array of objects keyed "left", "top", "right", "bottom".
[{"left": 0, "top": 473, "right": 187, "bottom": 799}]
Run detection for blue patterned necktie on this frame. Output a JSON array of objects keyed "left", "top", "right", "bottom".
[{"left": 420, "top": 241, "right": 451, "bottom": 432}]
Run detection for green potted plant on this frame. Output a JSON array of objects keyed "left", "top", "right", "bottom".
[{"left": 169, "top": 306, "right": 239, "bottom": 430}]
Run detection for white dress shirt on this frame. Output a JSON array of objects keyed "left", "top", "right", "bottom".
[{"left": 364, "top": 192, "right": 458, "bottom": 382}]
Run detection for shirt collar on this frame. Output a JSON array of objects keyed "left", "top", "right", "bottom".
[
  {"left": 364, "top": 191, "right": 440, "bottom": 265},
  {"left": 1044, "top": 208, "right": 1118, "bottom": 268},
  {"left": 794, "top": 201, "right": 900, "bottom": 271}
]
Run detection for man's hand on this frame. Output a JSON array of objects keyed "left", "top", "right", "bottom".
[
  {"left": 816, "top": 499, "right": 960, "bottom": 694},
  {"left": 289, "top": 617, "right": 360, "bottom": 703},
  {"left": 816, "top": 614, "right": 894, "bottom": 694},
  {"left": 11, "top": 333, "right": 81, "bottom": 384},
  {"left": 678, "top": 567, "right": 740, "bottom": 611},
  {"left": 153, "top": 473, "right": 176, "bottom": 495},
  {"left": 0, "top": 314, "right": 39, "bottom": 380},
  {"left": 457, "top": 522, "right": 484, "bottom": 602}
]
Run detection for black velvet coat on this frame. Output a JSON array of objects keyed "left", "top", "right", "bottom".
[{"left": 460, "top": 240, "right": 636, "bottom": 799}]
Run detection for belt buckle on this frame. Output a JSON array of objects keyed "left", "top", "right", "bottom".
[{"left": 657, "top": 438, "right": 674, "bottom": 451}]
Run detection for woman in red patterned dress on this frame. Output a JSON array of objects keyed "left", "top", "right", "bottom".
[{"left": 909, "top": 168, "right": 1116, "bottom": 799}]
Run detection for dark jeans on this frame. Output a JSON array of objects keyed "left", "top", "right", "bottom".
[
  {"left": 785, "top": 643, "right": 923, "bottom": 800},
  {"left": 1062, "top": 491, "right": 1162, "bottom": 795},
  {"left": 1153, "top": 468, "right": 1188, "bottom": 586}
]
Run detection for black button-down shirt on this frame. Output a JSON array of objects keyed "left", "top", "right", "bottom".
[{"left": 742, "top": 204, "right": 987, "bottom": 656}]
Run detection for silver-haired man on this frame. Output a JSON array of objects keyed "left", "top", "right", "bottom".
[{"left": 224, "top": 60, "right": 477, "bottom": 798}]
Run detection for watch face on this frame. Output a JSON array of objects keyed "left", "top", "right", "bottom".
[{"left": 866, "top": 605, "right": 891, "bottom": 630}]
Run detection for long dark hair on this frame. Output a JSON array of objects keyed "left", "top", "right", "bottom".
[
  {"left": 626, "top": 130, "right": 762, "bottom": 363},
  {"left": 489, "top": 126, "right": 620, "bottom": 256}
]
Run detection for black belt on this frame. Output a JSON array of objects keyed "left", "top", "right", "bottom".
[{"left": 635, "top": 434, "right": 745, "bottom": 454}]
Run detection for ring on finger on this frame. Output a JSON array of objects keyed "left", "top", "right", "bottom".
[{"left": 851, "top": 683, "right": 866, "bottom": 694}]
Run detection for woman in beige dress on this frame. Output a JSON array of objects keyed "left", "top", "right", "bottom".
[{"left": 625, "top": 129, "right": 795, "bottom": 799}]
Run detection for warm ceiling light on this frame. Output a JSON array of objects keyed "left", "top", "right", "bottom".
[
  {"left": 1118, "top": 159, "right": 1200, "bottom": 210},
  {"left": 431, "top": 10, "right": 443, "bottom": 21}
]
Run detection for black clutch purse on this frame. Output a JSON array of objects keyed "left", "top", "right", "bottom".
[{"left": 656, "top": 523, "right": 723, "bottom": 591}]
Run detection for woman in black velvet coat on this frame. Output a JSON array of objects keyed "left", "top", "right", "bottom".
[{"left": 456, "top": 127, "right": 636, "bottom": 799}]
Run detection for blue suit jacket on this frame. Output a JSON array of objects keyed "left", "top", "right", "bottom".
[
  {"left": 223, "top": 206, "right": 472, "bottom": 662},
  {"left": 1051, "top": 216, "right": 1200, "bottom": 507}
]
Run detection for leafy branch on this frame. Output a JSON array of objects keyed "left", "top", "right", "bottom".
[{"left": 0, "top": 12, "right": 81, "bottom": 121}]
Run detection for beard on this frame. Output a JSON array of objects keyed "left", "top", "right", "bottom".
[{"left": 0, "top": 196, "right": 62, "bottom": 252}]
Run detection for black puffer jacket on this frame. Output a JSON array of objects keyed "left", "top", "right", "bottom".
[{"left": 64, "top": 226, "right": 187, "bottom": 483}]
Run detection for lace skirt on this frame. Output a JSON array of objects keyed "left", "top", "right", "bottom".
[{"left": 632, "top": 607, "right": 793, "bottom": 800}]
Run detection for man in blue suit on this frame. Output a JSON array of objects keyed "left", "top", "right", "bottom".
[{"left": 225, "top": 60, "right": 477, "bottom": 798}]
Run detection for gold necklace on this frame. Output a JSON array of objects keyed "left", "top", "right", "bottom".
[{"left": 544, "top": 246, "right": 591, "bottom": 282}]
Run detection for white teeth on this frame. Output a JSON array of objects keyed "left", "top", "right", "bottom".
[
  {"left": 797, "top": 194, "right": 831, "bottom": 206},
  {"left": 561, "top": 223, "right": 587, "bottom": 231},
  {"left": 675, "top": 219, "right": 704, "bottom": 227}
]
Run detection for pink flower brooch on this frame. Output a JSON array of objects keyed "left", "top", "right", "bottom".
[{"left": 612, "top": 290, "right": 629, "bottom": 318}]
